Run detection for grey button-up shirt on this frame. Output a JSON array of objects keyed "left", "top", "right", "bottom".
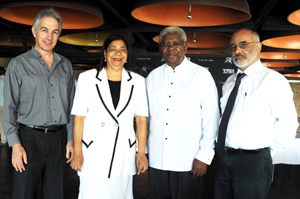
[{"left": 3, "top": 47, "right": 75, "bottom": 146}]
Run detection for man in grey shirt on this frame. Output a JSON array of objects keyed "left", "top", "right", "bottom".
[{"left": 3, "top": 8, "right": 75, "bottom": 199}]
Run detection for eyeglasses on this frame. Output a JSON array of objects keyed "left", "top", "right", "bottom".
[
  {"left": 228, "top": 42, "right": 257, "bottom": 53},
  {"left": 160, "top": 42, "right": 186, "bottom": 49}
]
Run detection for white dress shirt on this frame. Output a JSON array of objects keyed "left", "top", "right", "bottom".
[
  {"left": 146, "top": 57, "right": 219, "bottom": 171},
  {"left": 220, "top": 59, "right": 298, "bottom": 156}
]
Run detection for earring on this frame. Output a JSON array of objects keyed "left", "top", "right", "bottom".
[
  {"left": 104, "top": 58, "right": 106, "bottom": 62},
  {"left": 125, "top": 61, "right": 127, "bottom": 63}
]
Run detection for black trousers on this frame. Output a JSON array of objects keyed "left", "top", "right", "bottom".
[
  {"left": 11, "top": 124, "right": 67, "bottom": 199},
  {"left": 214, "top": 148, "right": 272, "bottom": 199},
  {"left": 148, "top": 166, "right": 204, "bottom": 199}
]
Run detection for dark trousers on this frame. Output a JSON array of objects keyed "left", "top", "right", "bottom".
[
  {"left": 214, "top": 148, "right": 272, "bottom": 199},
  {"left": 148, "top": 166, "right": 204, "bottom": 199},
  {"left": 11, "top": 124, "right": 67, "bottom": 199}
]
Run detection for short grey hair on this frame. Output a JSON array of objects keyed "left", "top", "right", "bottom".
[
  {"left": 33, "top": 8, "right": 63, "bottom": 34},
  {"left": 235, "top": 28, "right": 260, "bottom": 43},
  {"left": 250, "top": 29, "right": 260, "bottom": 43},
  {"left": 158, "top": 26, "right": 187, "bottom": 44}
]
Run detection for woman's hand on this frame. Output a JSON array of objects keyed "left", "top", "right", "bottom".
[
  {"left": 70, "top": 151, "right": 84, "bottom": 172},
  {"left": 71, "top": 115, "right": 85, "bottom": 172},
  {"left": 136, "top": 153, "right": 148, "bottom": 175}
]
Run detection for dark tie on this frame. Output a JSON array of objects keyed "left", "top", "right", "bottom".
[{"left": 217, "top": 73, "right": 246, "bottom": 157}]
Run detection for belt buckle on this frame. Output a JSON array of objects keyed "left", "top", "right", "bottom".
[
  {"left": 224, "top": 148, "right": 229, "bottom": 154},
  {"left": 44, "top": 128, "right": 51, "bottom": 134}
]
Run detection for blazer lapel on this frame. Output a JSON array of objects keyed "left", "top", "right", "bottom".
[
  {"left": 116, "top": 68, "right": 134, "bottom": 117},
  {"left": 95, "top": 68, "right": 117, "bottom": 118}
]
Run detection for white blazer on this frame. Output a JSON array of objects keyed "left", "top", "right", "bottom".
[{"left": 71, "top": 68, "right": 148, "bottom": 178}]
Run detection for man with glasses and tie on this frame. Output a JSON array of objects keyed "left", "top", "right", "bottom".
[
  {"left": 215, "top": 28, "right": 298, "bottom": 199},
  {"left": 146, "top": 26, "right": 219, "bottom": 198}
]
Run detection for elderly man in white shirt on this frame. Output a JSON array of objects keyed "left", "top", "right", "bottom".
[
  {"left": 215, "top": 28, "right": 299, "bottom": 199},
  {"left": 146, "top": 26, "right": 219, "bottom": 199}
]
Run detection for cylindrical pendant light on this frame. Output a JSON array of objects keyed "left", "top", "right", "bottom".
[
  {"left": 288, "top": 9, "right": 300, "bottom": 26},
  {"left": 132, "top": 0, "right": 251, "bottom": 26},
  {"left": 59, "top": 33, "right": 132, "bottom": 46},
  {"left": 0, "top": 1, "right": 104, "bottom": 29},
  {"left": 260, "top": 52, "right": 300, "bottom": 60}
]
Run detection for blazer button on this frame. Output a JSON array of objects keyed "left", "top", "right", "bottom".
[
  {"left": 114, "top": 123, "right": 119, "bottom": 127},
  {"left": 101, "top": 122, "right": 105, "bottom": 127}
]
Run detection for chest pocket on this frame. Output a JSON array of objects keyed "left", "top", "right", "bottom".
[
  {"left": 20, "top": 76, "right": 43, "bottom": 101},
  {"left": 58, "top": 77, "right": 69, "bottom": 102},
  {"left": 240, "top": 95, "right": 269, "bottom": 115}
]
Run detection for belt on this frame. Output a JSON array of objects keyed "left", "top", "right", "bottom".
[
  {"left": 20, "top": 124, "right": 65, "bottom": 134},
  {"left": 224, "top": 147, "right": 269, "bottom": 154}
]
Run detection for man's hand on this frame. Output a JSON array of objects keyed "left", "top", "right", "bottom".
[
  {"left": 12, "top": 143, "right": 27, "bottom": 172},
  {"left": 136, "top": 153, "right": 148, "bottom": 175},
  {"left": 66, "top": 141, "right": 74, "bottom": 164},
  {"left": 191, "top": 159, "right": 207, "bottom": 178}
]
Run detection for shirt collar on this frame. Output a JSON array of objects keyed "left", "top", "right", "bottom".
[
  {"left": 31, "top": 46, "right": 60, "bottom": 63},
  {"left": 164, "top": 56, "right": 188, "bottom": 72},
  {"left": 237, "top": 59, "right": 263, "bottom": 77}
]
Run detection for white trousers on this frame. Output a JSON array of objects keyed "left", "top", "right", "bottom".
[{"left": 78, "top": 175, "right": 133, "bottom": 199}]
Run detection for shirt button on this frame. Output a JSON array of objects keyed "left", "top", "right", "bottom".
[
  {"left": 169, "top": 96, "right": 171, "bottom": 98},
  {"left": 114, "top": 123, "right": 119, "bottom": 127},
  {"left": 101, "top": 122, "right": 105, "bottom": 127},
  {"left": 51, "top": 84, "right": 53, "bottom": 86},
  {"left": 52, "top": 96, "right": 54, "bottom": 98},
  {"left": 165, "top": 138, "right": 167, "bottom": 140},
  {"left": 166, "top": 109, "right": 169, "bottom": 111},
  {"left": 166, "top": 123, "right": 168, "bottom": 125},
  {"left": 171, "top": 83, "right": 173, "bottom": 85}
]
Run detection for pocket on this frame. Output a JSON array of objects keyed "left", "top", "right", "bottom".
[
  {"left": 128, "top": 138, "right": 136, "bottom": 148},
  {"left": 20, "top": 76, "right": 42, "bottom": 107},
  {"left": 242, "top": 96, "right": 266, "bottom": 114},
  {"left": 19, "top": 125, "right": 35, "bottom": 161},
  {"left": 82, "top": 139, "right": 93, "bottom": 148},
  {"left": 58, "top": 77, "right": 69, "bottom": 103}
]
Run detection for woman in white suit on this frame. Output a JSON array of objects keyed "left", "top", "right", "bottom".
[{"left": 70, "top": 34, "right": 148, "bottom": 199}]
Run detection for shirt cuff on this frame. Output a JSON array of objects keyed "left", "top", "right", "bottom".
[{"left": 194, "top": 150, "right": 214, "bottom": 165}]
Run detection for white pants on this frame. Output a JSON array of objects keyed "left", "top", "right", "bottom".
[{"left": 78, "top": 175, "right": 133, "bottom": 199}]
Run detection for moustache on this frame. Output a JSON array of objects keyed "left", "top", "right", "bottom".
[{"left": 234, "top": 54, "right": 246, "bottom": 60}]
